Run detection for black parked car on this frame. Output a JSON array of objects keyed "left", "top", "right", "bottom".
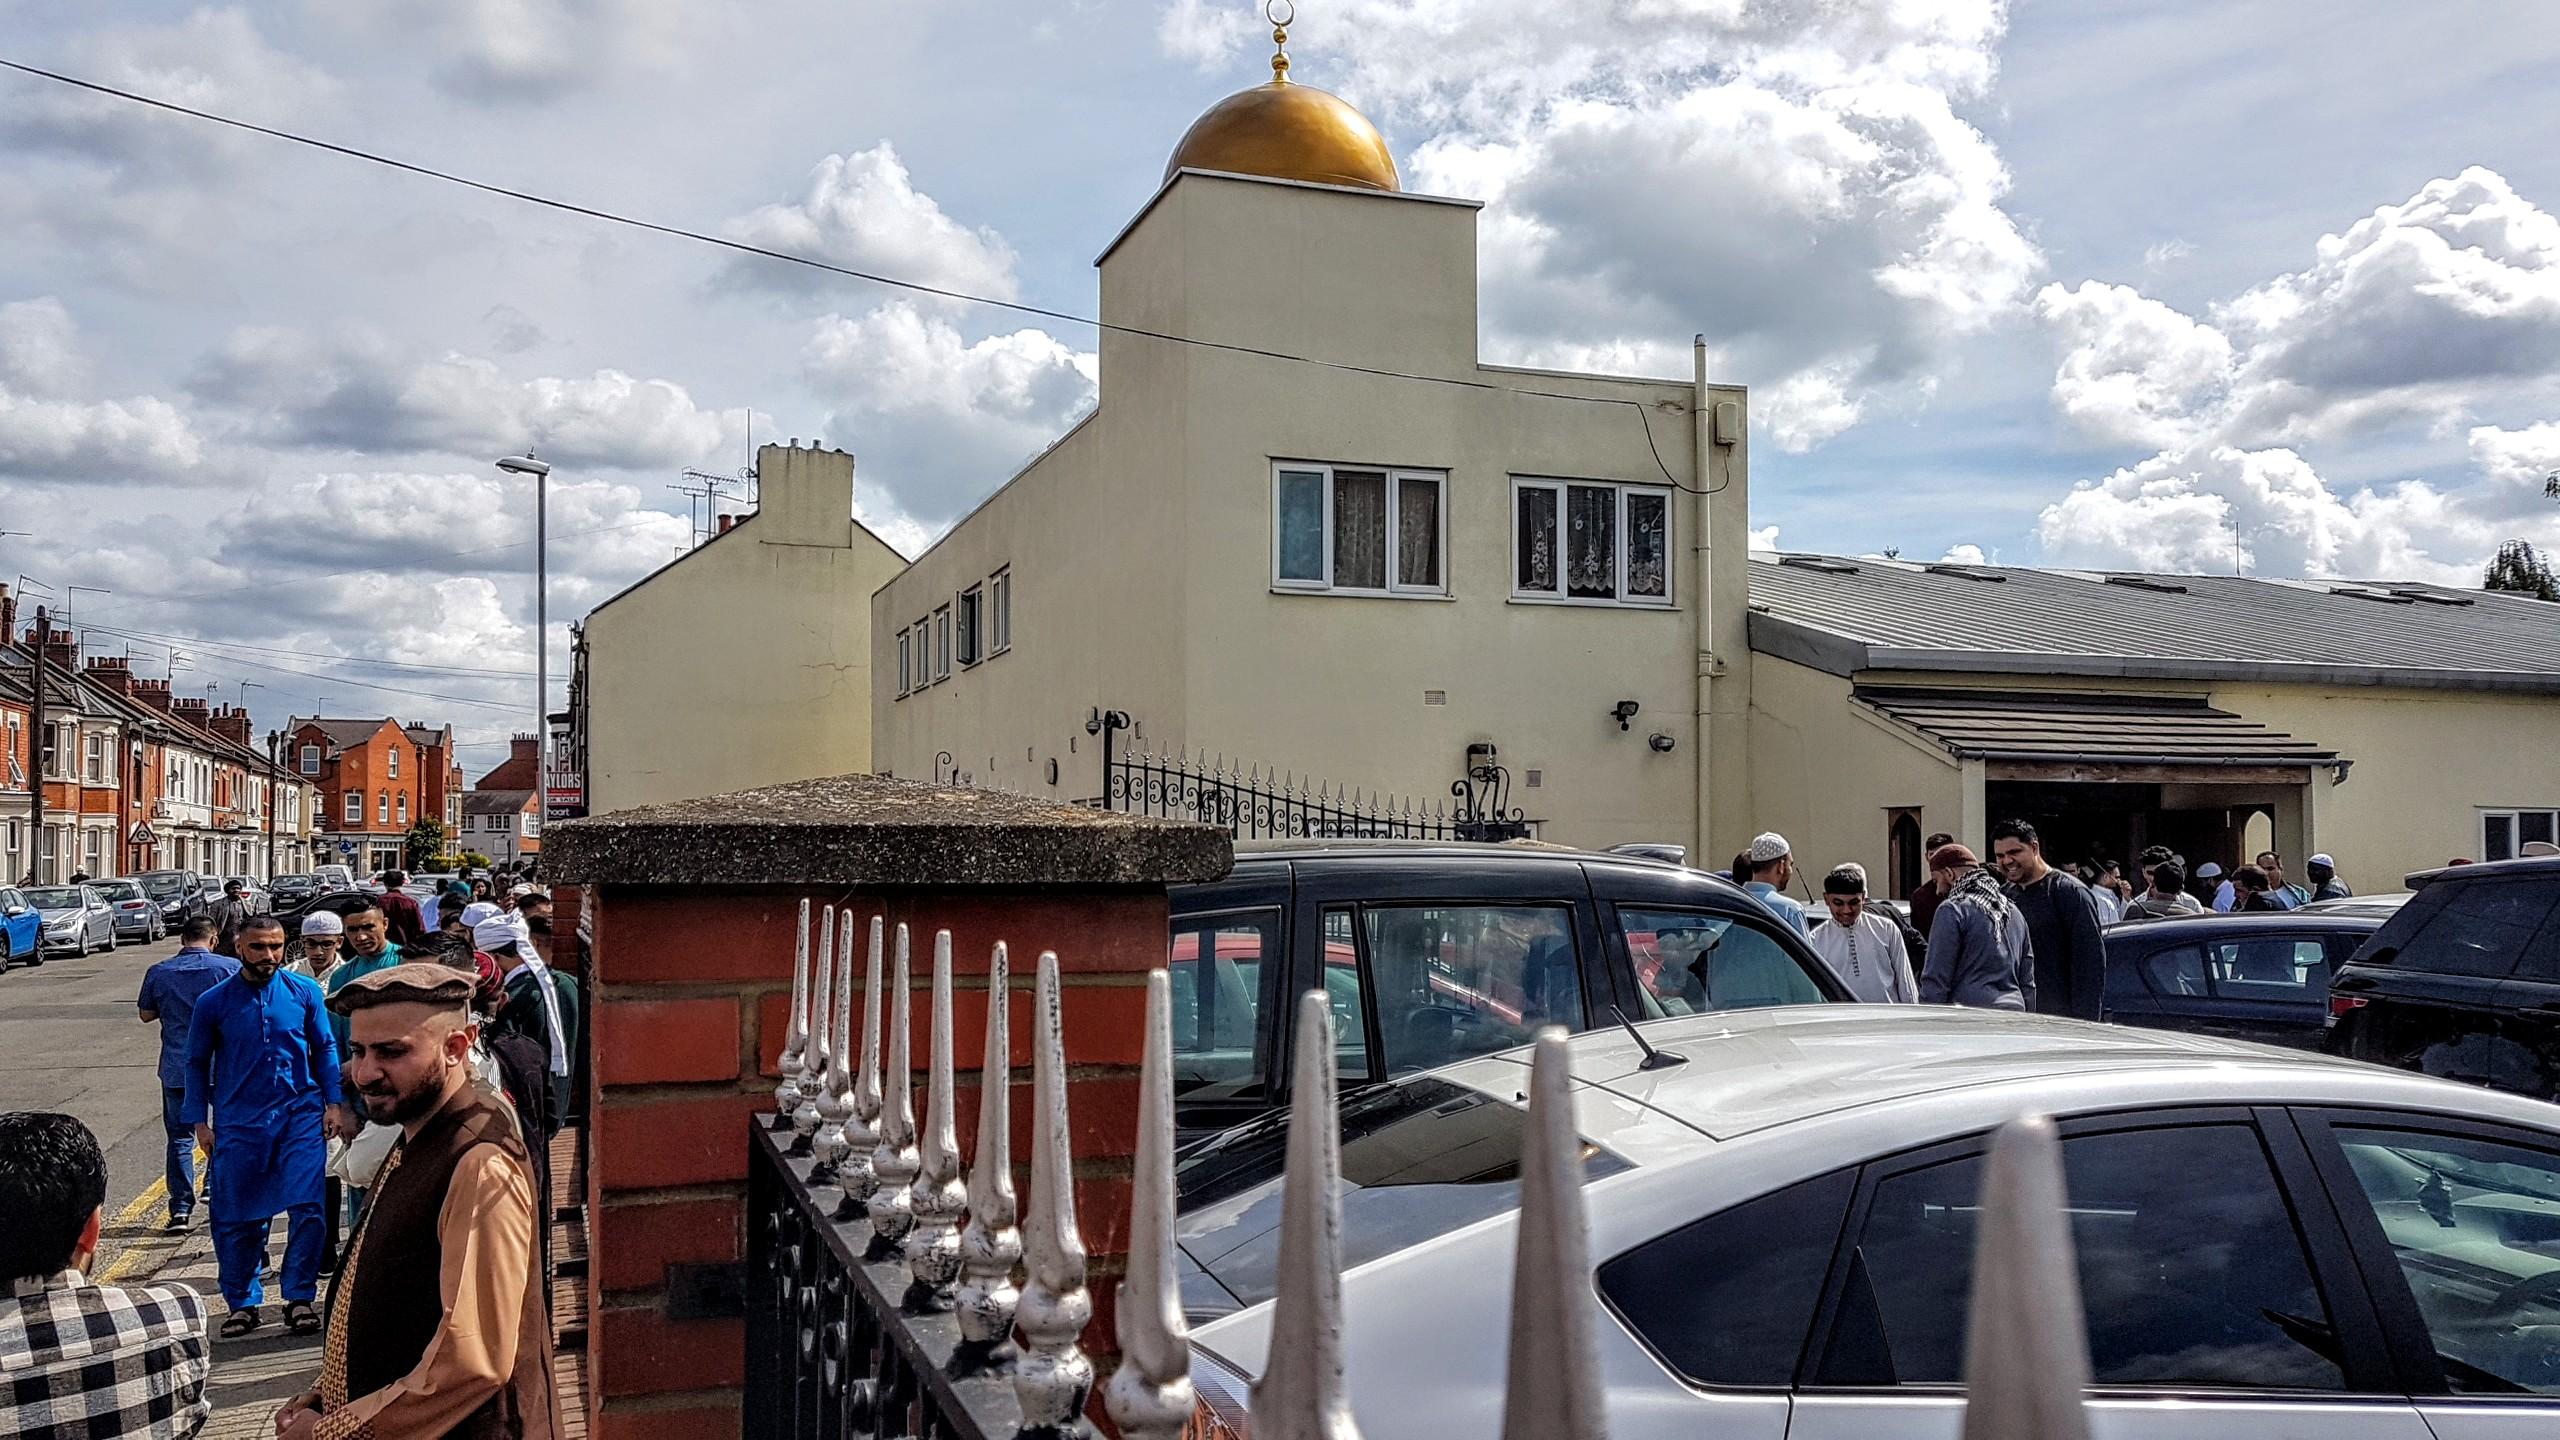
[
  {"left": 2328, "top": 856, "right": 2560, "bottom": 1097},
  {"left": 2101, "top": 911, "right": 2383, "bottom": 1050},
  {"left": 1164, "top": 840, "right": 1846, "bottom": 1136},
  {"left": 132, "top": 870, "right": 209, "bottom": 927}
]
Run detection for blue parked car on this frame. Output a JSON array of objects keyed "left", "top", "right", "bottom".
[
  {"left": 0, "top": 885, "right": 42, "bottom": 968},
  {"left": 2101, "top": 909, "right": 2384, "bottom": 1049}
]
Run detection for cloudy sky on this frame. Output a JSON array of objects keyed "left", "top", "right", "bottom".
[{"left": 5, "top": 1, "right": 2558, "bottom": 766}]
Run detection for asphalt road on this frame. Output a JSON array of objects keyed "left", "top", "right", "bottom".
[{"left": 0, "top": 928, "right": 191, "bottom": 1220}]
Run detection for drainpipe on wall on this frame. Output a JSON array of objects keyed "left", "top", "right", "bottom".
[{"left": 1691, "top": 337, "right": 1716, "bottom": 862}]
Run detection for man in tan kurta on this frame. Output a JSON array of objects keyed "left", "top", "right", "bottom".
[{"left": 275, "top": 967, "right": 557, "bottom": 1440}]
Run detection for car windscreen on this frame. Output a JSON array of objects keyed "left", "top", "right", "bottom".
[
  {"left": 1173, "top": 1075, "right": 1630, "bottom": 1319},
  {"left": 26, "top": 888, "right": 80, "bottom": 908},
  {"left": 141, "top": 874, "right": 186, "bottom": 894},
  {"left": 96, "top": 882, "right": 141, "bottom": 900}
]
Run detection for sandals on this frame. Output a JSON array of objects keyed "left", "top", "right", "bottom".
[
  {"left": 285, "top": 1302, "right": 321, "bottom": 1336},
  {"left": 221, "top": 1307, "right": 261, "bottom": 1338}
]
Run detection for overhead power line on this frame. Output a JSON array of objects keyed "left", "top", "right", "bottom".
[
  {"left": 0, "top": 54, "right": 1698, "bottom": 491},
  {"left": 102, "top": 639, "right": 528, "bottom": 713}
]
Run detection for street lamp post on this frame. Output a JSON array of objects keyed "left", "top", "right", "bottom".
[
  {"left": 496, "top": 453, "right": 554, "bottom": 825},
  {"left": 263, "top": 730, "right": 280, "bottom": 881}
]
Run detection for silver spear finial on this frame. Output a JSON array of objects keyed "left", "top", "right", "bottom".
[
  {"left": 903, "top": 929, "right": 968, "bottom": 1312},
  {"left": 789, "top": 904, "right": 836, "bottom": 1153},
  {"left": 772, "top": 898, "right": 812, "bottom": 1128},
  {"left": 812, "top": 908, "right": 859, "bottom": 1180},
  {"left": 951, "top": 940, "right": 1021, "bottom": 1377},
  {"left": 832, "top": 915, "right": 886, "bottom": 1223},
  {"left": 1104, "top": 968, "right": 1194, "bottom": 1440},
  {"left": 1249, "top": 990, "right": 1363, "bottom": 1440},
  {"left": 1498, "top": 1026, "right": 1604, "bottom": 1440},
  {"left": 1011, "top": 950, "right": 1094, "bottom": 1434},
  {"left": 1961, "top": 1114, "right": 2092, "bottom": 1440},
  {"left": 866, "top": 922, "right": 920, "bottom": 1259}
]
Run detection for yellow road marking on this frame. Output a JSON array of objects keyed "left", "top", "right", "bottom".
[{"left": 96, "top": 1145, "right": 209, "bottom": 1284}]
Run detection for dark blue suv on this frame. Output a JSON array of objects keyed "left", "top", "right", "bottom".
[{"left": 2102, "top": 910, "right": 2383, "bottom": 1050}]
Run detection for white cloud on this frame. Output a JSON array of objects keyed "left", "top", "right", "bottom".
[
  {"left": 2033, "top": 280, "right": 2234, "bottom": 448},
  {"left": 0, "top": 298, "right": 206, "bottom": 482},
  {"left": 1179, "top": 0, "right": 2041, "bottom": 453},
  {"left": 802, "top": 302, "right": 1096, "bottom": 526},
  {"left": 720, "top": 145, "right": 1019, "bottom": 302},
  {"left": 1749, "top": 524, "right": 1782, "bottom": 552},
  {"left": 310, "top": 0, "right": 706, "bottom": 100},
  {"left": 0, "top": 299, "right": 90, "bottom": 397},
  {"left": 1939, "top": 542, "right": 1990, "bottom": 565},
  {"left": 190, "top": 327, "right": 736, "bottom": 470},
  {"left": 2, "top": 10, "right": 333, "bottom": 171},
  {"left": 2141, "top": 238, "right": 2197, "bottom": 271},
  {"left": 2029, "top": 167, "right": 2560, "bottom": 583}
]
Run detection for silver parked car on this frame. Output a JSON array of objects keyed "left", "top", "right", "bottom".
[
  {"left": 30, "top": 884, "right": 116, "bottom": 956},
  {"left": 95, "top": 878, "right": 166, "bottom": 942},
  {"left": 1179, "top": 1005, "right": 2560, "bottom": 1438}
]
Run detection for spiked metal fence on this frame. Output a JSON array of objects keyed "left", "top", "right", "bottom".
[
  {"left": 746, "top": 898, "right": 2095, "bottom": 1440},
  {"left": 1100, "top": 748, "right": 1531, "bottom": 841}
]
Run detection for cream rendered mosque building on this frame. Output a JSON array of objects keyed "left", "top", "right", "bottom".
[
  {"left": 587, "top": 21, "right": 2560, "bottom": 893},
  {"left": 872, "top": 21, "right": 1759, "bottom": 858}
]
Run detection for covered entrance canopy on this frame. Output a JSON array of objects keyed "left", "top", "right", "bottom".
[{"left": 1858, "top": 685, "right": 2341, "bottom": 883}]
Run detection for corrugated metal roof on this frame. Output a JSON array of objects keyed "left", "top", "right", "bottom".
[
  {"left": 1749, "top": 554, "right": 2560, "bottom": 692},
  {"left": 1858, "top": 687, "right": 2334, "bottom": 765}
]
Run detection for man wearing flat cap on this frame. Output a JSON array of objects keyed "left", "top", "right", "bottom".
[{"left": 273, "top": 967, "right": 558, "bottom": 1440}]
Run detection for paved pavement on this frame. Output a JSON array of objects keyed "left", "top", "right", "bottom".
[{"left": 1, "top": 929, "right": 327, "bottom": 1436}]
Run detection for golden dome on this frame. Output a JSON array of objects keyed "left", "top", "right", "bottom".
[{"left": 1163, "top": 10, "right": 1398, "bottom": 193}]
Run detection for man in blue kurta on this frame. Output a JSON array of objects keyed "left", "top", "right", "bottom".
[{"left": 182, "top": 915, "right": 356, "bottom": 1338}]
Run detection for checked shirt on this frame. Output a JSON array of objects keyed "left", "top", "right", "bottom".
[{"left": 1, "top": 1270, "right": 212, "bottom": 1439}]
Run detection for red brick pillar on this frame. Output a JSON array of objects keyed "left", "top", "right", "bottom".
[{"left": 546, "top": 775, "right": 1228, "bottom": 1439}]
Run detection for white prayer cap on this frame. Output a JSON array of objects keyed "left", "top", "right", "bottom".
[
  {"left": 473, "top": 917, "right": 521, "bottom": 951},
  {"left": 1746, "top": 832, "right": 1792, "bottom": 864},
  {"left": 460, "top": 901, "right": 501, "bottom": 927},
  {"left": 301, "top": 910, "right": 344, "bottom": 936}
]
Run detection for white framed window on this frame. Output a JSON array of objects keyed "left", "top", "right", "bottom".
[
  {"left": 299, "top": 744, "right": 321, "bottom": 775},
  {"left": 894, "top": 628, "right": 912, "bottom": 698},
  {"left": 344, "top": 790, "right": 362, "bottom": 824},
  {"left": 387, "top": 746, "right": 399, "bottom": 779},
  {"left": 957, "top": 585, "right": 983, "bottom": 668},
  {"left": 933, "top": 605, "right": 953, "bottom": 682},
  {"left": 2480, "top": 808, "right": 2560, "bottom": 862},
  {"left": 82, "top": 732, "right": 108, "bottom": 784},
  {"left": 1271, "top": 462, "right": 1447, "bottom": 596},
  {"left": 990, "top": 568, "right": 1012, "bottom": 653},
  {"left": 397, "top": 793, "right": 409, "bottom": 825},
  {"left": 1510, "top": 477, "right": 1673, "bottom": 607},
  {"left": 376, "top": 791, "right": 389, "bottom": 823}
]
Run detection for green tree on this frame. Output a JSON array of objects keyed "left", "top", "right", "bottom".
[
  {"left": 405, "top": 818, "right": 448, "bottom": 873},
  {"left": 2484, "top": 539, "right": 2560, "bottom": 601}
]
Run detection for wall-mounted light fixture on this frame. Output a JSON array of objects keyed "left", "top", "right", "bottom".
[
  {"left": 1648, "top": 733, "right": 1676, "bottom": 753},
  {"left": 1610, "top": 700, "right": 1641, "bottom": 732}
]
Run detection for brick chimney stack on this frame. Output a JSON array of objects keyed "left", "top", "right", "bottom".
[
  {"left": 208, "top": 705, "right": 256, "bottom": 746},
  {"left": 171, "top": 697, "right": 213, "bottom": 728},
  {"left": 38, "top": 626, "right": 76, "bottom": 671},
  {"left": 84, "top": 656, "right": 137, "bottom": 697},
  {"left": 132, "top": 678, "right": 172, "bottom": 712},
  {"left": 0, "top": 585, "right": 14, "bottom": 653}
]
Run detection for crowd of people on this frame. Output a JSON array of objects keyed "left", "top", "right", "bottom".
[
  {"left": 1733, "top": 826, "right": 2356, "bottom": 1020},
  {"left": 2, "top": 868, "right": 578, "bottom": 1439}
]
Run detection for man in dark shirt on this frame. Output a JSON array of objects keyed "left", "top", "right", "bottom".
[
  {"left": 374, "top": 869, "right": 428, "bottom": 948},
  {"left": 1907, "top": 830, "right": 1956, "bottom": 938},
  {"left": 1990, "top": 818, "right": 2108, "bottom": 1020},
  {"left": 137, "top": 917, "right": 240, "bottom": 1230},
  {"left": 206, "top": 881, "right": 251, "bottom": 958}
]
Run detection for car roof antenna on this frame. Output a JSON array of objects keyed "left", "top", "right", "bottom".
[{"left": 1609, "top": 1005, "right": 1686, "bottom": 1070}]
